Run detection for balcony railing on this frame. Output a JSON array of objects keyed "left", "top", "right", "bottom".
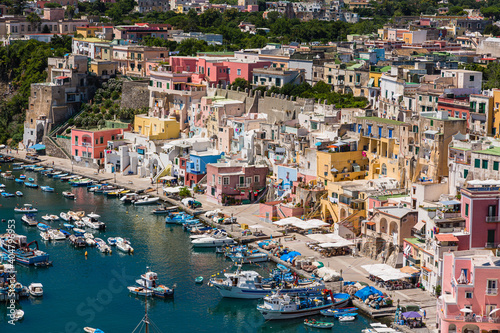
[
  {"left": 236, "top": 182, "right": 252, "bottom": 188},
  {"left": 486, "top": 288, "right": 498, "bottom": 295},
  {"left": 486, "top": 216, "right": 500, "bottom": 222}
]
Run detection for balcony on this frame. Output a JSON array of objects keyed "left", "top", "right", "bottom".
[
  {"left": 236, "top": 182, "right": 252, "bottom": 189},
  {"left": 437, "top": 210, "right": 461, "bottom": 219},
  {"left": 486, "top": 216, "right": 500, "bottom": 222},
  {"left": 486, "top": 288, "right": 498, "bottom": 295},
  {"left": 485, "top": 242, "right": 499, "bottom": 248}
]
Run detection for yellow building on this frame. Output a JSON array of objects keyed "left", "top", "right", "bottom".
[
  {"left": 492, "top": 89, "right": 500, "bottom": 136},
  {"left": 369, "top": 71, "right": 383, "bottom": 88},
  {"left": 360, "top": 136, "right": 402, "bottom": 181},
  {"left": 134, "top": 115, "right": 180, "bottom": 140},
  {"left": 76, "top": 26, "right": 101, "bottom": 38}
]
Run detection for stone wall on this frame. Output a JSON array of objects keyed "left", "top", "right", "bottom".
[
  {"left": 120, "top": 80, "right": 150, "bottom": 110},
  {"left": 43, "top": 137, "right": 69, "bottom": 159},
  {"left": 54, "top": 137, "right": 71, "bottom": 156}
]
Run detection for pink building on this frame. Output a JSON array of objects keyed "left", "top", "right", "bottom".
[
  {"left": 461, "top": 182, "right": 500, "bottom": 250},
  {"left": 169, "top": 56, "right": 271, "bottom": 86},
  {"left": 71, "top": 127, "right": 127, "bottom": 165},
  {"left": 437, "top": 250, "right": 500, "bottom": 333},
  {"left": 206, "top": 161, "right": 268, "bottom": 205}
]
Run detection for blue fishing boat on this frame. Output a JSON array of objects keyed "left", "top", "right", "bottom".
[
  {"left": 13, "top": 167, "right": 23, "bottom": 171},
  {"left": 37, "top": 223, "right": 50, "bottom": 231},
  {"left": 63, "top": 223, "right": 74, "bottom": 229},
  {"left": 24, "top": 182, "right": 38, "bottom": 188},
  {"left": 60, "top": 229, "right": 71, "bottom": 237},
  {"left": 19, "top": 174, "right": 26, "bottom": 180},
  {"left": 165, "top": 212, "right": 194, "bottom": 224},
  {"left": 15, "top": 191, "right": 23, "bottom": 197},
  {"left": 28, "top": 177, "right": 35, "bottom": 182},
  {"left": 15, "top": 178, "right": 24, "bottom": 183},
  {"left": 0, "top": 235, "right": 50, "bottom": 266},
  {"left": 40, "top": 186, "right": 54, "bottom": 192},
  {"left": 320, "top": 307, "right": 358, "bottom": 317},
  {"left": 333, "top": 312, "right": 358, "bottom": 318},
  {"left": 24, "top": 165, "right": 36, "bottom": 171},
  {"left": 53, "top": 173, "right": 68, "bottom": 179},
  {"left": 1, "top": 192, "right": 15, "bottom": 197}
]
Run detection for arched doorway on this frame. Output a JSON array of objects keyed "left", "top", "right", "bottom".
[
  {"left": 340, "top": 208, "right": 347, "bottom": 220},
  {"left": 461, "top": 324, "right": 479, "bottom": 333},
  {"left": 379, "top": 218, "right": 387, "bottom": 233}
]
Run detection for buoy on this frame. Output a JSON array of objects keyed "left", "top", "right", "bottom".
[
  {"left": 126, "top": 211, "right": 128, "bottom": 214},
  {"left": 136, "top": 215, "right": 138, "bottom": 217},
  {"left": 142, "top": 218, "right": 144, "bottom": 220},
  {"left": 130, "top": 249, "right": 134, "bottom": 254},
  {"left": 85, "top": 251, "right": 88, "bottom": 257},
  {"left": 110, "top": 250, "right": 112, "bottom": 254}
]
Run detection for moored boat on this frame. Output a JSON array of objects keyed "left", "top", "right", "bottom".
[
  {"left": 12, "top": 309, "right": 24, "bottom": 321},
  {"left": 40, "top": 186, "right": 54, "bottom": 192},
  {"left": 304, "top": 319, "right": 334, "bottom": 329},
  {"left": 191, "top": 230, "right": 235, "bottom": 248},
  {"left": 127, "top": 286, "right": 153, "bottom": 297},
  {"left": 24, "top": 182, "right": 38, "bottom": 188},
  {"left": 116, "top": 237, "right": 134, "bottom": 254},
  {"left": 28, "top": 283, "right": 43, "bottom": 297},
  {"left": 21, "top": 214, "right": 38, "bottom": 226},
  {"left": 133, "top": 195, "right": 160, "bottom": 206},
  {"left": 14, "top": 204, "right": 38, "bottom": 213},
  {"left": 1, "top": 192, "right": 15, "bottom": 197},
  {"left": 15, "top": 191, "right": 23, "bottom": 197},
  {"left": 135, "top": 268, "right": 174, "bottom": 298},
  {"left": 320, "top": 307, "right": 358, "bottom": 317},
  {"left": 62, "top": 191, "right": 75, "bottom": 199}
]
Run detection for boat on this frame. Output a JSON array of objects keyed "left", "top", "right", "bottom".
[
  {"left": 28, "top": 283, "right": 43, "bottom": 297},
  {"left": 83, "top": 328, "right": 105, "bottom": 333},
  {"left": 0, "top": 184, "right": 5, "bottom": 188},
  {"left": 15, "top": 191, "right": 23, "bottom": 197},
  {"left": 304, "top": 319, "right": 334, "bottom": 329},
  {"left": 107, "top": 237, "right": 117, "bottom": 246},
  {"left": 37, "top": 222, "right": 50, "bottom": 231},
  {"left": 195, "top": 276, "right": 204, "bottom": 284},
  {"left": 47, "top": 171, "right": 62, "bottom": 178},
  {"left": 15, "top": 178, "right": 24, "bottom": 183},
  {"left": 19, "top": 175, "right": 26, "bottom": 180},
  {"left": 21, "top": 214, "right": 38, "bottom": 226},
  {"left": 40, "top": 186, "right": 54, "bottom": 192},
  {"left": 257, "top": 290, "right": 348, "bottom": 320},
  {"left": 68, "top": 210, "right": 85, "bottom": 221},
  {"left": 70, "top": 178, "right": 94, "bottom": 187},
  {"left": 60, "top": 212, "right": 71, "bottom": 221},
  {"left": 84, "top": 233, "right": 96, "bottom": 247},
  {"left": 338, "top": 315, "right": 357, "bottom": 322},
  {"left": 133, "top": 195, "right": 160, "bottom": 206},
  {"left": 320, "top": 307, "right": 358, "bottom": 317},
  {"left": 27, "top": 177, "right": 35, "bottom": 182},
  {"left": 152, "top": 205, "right": 177, "bottom": 215},
  {"left": 41, "top": 215, "right": 52, "bottom": 221},
  {"left": 191, "top": 230, "right": 235, "bottom": 248},
  {"left": 73, "top": 228, "right": 86, "bottom": 235},
  {"left": 165, "top": 212, "right": 193, "bottom": 224},
  {"left": 52, "top": 173, "right": 68, "bottom": 179},
  {"left": 209, "top": 266, "right": 326, "bottom": 299},
  {"left": 12, "top": 309, "right": 24, "bottom": 321},
  {"left": 69, "top": 235, "right": 86, "bottom": 247},
  {"left": 82, "top": 213, "right": 106, "bottom": 230},
  {"left": 362, "top": 323, "right": 401, "bottom": 333},
  {"left": 105, "top": 189, "right": 124, "bottom": 197},
  {"left": 120, "top": 192, "right": 139, "bottom": 203},
  {"left": 62, "top": 191, "right": 75, "bottom": 199},
  {"left": 116, "top": 237, "right": 134, "bottom": 254},
  {"left": 1, "top": 192, "right": 15, "bottom": 197},
  {"left": 228, "top": 250, "right": 269, "bottom": 264},
  {"left": 63, "top": 223, "right": 74, "bottom": 229},
  {"left": 40, "top": 231, "right": 52, "bottom": 241},
  {"left": 14, "top": 204, "right": 38, "bottom": 213},
  {"left": 33, "top": 167, "right": 44, "bottom": 172},
  {"left": 95, "top": 238, "right": 112, "bottom": 254},
  {"left": 0, "top": 234, "right": 51, "bottom": 266},
  {"left": 24, "top": 182, "right": 38, "bottom": 188},
  {"left": 135, "top": 268, "right": 174, "bottom": 298},
  {"left": 128, "top": 286, "right": 153, "bottom": 297},
  {"left": 49, "top": 229, "right": 66, "bottom": 240}
]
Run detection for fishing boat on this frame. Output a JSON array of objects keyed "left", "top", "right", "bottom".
[
  {"left": 27, "top": 177, "right": 35, "bottom": 182},
  {"left": 135, "top": 268, "right": 175, "bottom": 298},
  {"left": 15, "top": 191, "right": 23, "bottom": 197},
  {"left": 105, "top": 189, "right": 124, "bottom": 197},
  {"left": 209, "top": 266, "right": 326, "bottom": 299},
  {"left": 191, "top": 230, "right": 235, "bottom": 248},
  {"left": 165, "top": 212, "right": 194, "bottom": 224},
  {"left": 116, "top": 237, "right": 134, "bottom": 254},
  {"left": 195, "top": 276, "right": 204, "bottom": 284},
  {"left": 47, "top": 171, "right": 62, "bottom": 178},
  {"left": 133, "top": 195, "right": 160, "bottom": 206},
  {"left": 127, "top": 286, "right": 153, "bottom": 297},
  {"left": 63, "top": 223, "right": 74, "bottom": 229},
  {"left": 12, "top": 309, "right": 24, "bottom": 321},
  {"left": 304, "top": 319, "right": 334, "bottom": 329},
  {"left": 28, "top": 283, "right": 43, "bottom": 297},
  {"left": 95, "top": 238, "right": 112, "bottom": 254},
  {"left": 107, "top": 237, "right": 117, "bottom": 246},
  {"left": 40, "top": 186, "right": 54, "bottom": 192},
  {"left": 338, "top": 314, "right": 357, "bottom": 322},
  {"left": 320, "top": 307, "right": 358, "bottom": 317},
  {"left": 21, "top": 214, "right": 38, "bottom": 226},
  {"left": 1, "top": 192, "right": 15, "bottom": 197},
  {"left": 257, "top": 290, "right": 349, "bottom": 320},
  {"left": 62, "top": 191, "right": 75, "bottom": 199},
  {"left": 52, "top": 173, "right": 68, "bottom": 179},
  {"left": 228, "top": 250, "right": 269, "bottom": 264},
  {"left": 49, "top": 229, "right": 66, "bottom": 240},
  {"left": 33, "top": 167, "right": 44, "bottom": 172},
  {"left": 83, "top": 328, "right": 105, "bottom": 333},
  {"left": 82, "top": 213, "right": 106, "bottom": 230},
  {"left": 151, "top": 205, "right": 177, "bottom": 215},
  {"left": 70, "top": 178, "right": 94, "bottom": 187},
  {"left": 19, "top": 175, "right": 26, "bottom": 180},
  {"left": 14, "top": 204, "right": 38, "bottom": 213},
  {"left": 69, "top": 235, "right": 86, "bottom": 247},
  {"left": 15, "top": 178, "right": 24, "bottom": 183},
  {"left": 37, "top": 222, "right": 50, "bottom": 232},
  {"left": 24, "top": 182, "right": 38, "bottom": 188},
  {"left": 0, "top": 234, "right": 50, "bottom": 266}
]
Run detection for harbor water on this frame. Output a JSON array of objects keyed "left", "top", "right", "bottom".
[{"left": 0, "top": 165, "right": 373, "bottom": 332}]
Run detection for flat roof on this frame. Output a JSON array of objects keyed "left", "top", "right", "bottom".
[
  {"left": 376, "top": 206, "right": 415, "bottom": 218},
  {"left": 474, "top": 146, "right": 500, "bottom": 156},
  {"left": 356, "top": 116, "right": 405, "bottom": 125}
]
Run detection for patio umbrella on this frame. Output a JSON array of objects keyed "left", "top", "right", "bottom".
[
  {"left": 402, "top": 311, "right": 422, "bottom": 319},
  {"left": 460, "top": 308, "right": 473, "bottom": 313},
  {"left": 490, "top": 308, "right": 500, "bottom": 316}
]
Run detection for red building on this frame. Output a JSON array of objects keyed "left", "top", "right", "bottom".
[
  {"left": 71, "top": 127, "right": 128, "bottom": 165},
  {"left": 438, "top": 95, "right": 470, "bottom": 125}
]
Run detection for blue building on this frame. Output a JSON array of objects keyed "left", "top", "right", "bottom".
[
  {"left": 276, "top": 165, "right": 298, "bottom": 197},
  {"left": 185, "top": 150, "right": 223, "bottom": 187}
]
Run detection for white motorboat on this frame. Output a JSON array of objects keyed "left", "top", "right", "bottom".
[
  {"left": 120, "top": 192, "right": 139, "bottom": 203},
  {"left": 339, "top": 316, "right": 356, "bottom": 322},
  {"left": 68, "top": 210, "right": 85, "bottom": 221},
  {"left": 49, "top": 229, "right": 66, "bottom": 240},
  {"left": 14, "top": 204, "right": 38, "bottom": 213},
  {"left": 60, "top": 212, "right": 71, "bottom": 221},
  {"left": 84, "top": 233, "right": 96, "bottom": 246},
  {"left": 228, "top": 251, "right": 269, "bottom": 264},
  {"left": 21, "top": 214, "right": 38, "bottom": 226},
  {"left": 40, "top": 231, "right": 52, "bottom": 241},
  {"left": 62, "top": 191, "right": 75, "bottom": 199},
  {"left": 362, "top": 323, "right": 401, "bottom": 333},
  {"left": 95, "top": 238, "right": 112, "bottom": 254},
  {"left": 209, "top": 267, "right": 325, "bottom": 299},
  {"left": 73, "top": 220, "right": 85, "bottom": 228},
  {"left": 133, "top": 195, "right": 160, "bottom": 205},
  {"left": 116, "top": 237, "right": 134, "bottom": 254},
  {"left": 191, "top": 231, "right": 235, "bottom": 248},
  {"left": 12, "top": 309, "right": 24, "bottom": 321},
  {"left": 82, "top": 213, "right": 106, "bottom": 230},
  {"left": 42, "top": 214, "right": 59, "bottom": 221},
  {"left": 107, "top": 237, "right": 117, "bottom": 246},
  {"left": 29, "top": 283, "right": 43, "bottom": 297}
]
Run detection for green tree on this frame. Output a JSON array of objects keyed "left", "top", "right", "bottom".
[
  {"left": 42, "top": 25, "right": 50, "bottom": 34},
  {"left": 179, "top": 187, "right": 191, "bottom": 198},
  {"left": 27, "top": 12, "right": 42, "bottom": 32},
  {"left": 231, "top": 78, "right": 250, "bottom": 90}
]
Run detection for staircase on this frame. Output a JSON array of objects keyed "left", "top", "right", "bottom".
[{"left": 43, "top": 136, "right": 71, "bottom": 160}]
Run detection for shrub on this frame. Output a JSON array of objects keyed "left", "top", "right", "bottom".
[{"left": 179, "top": 187, "right": 191, "bottom": 198}]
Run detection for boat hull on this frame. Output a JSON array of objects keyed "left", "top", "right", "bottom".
[
  {"left": 211, "top": 282, "right": 326, "bottom": 299},
  {"left": 192, "top": 239, "right": 235, "bottom": 248},
  {"left": 258, "top": 303, "right": 333, "bottom": 320}
]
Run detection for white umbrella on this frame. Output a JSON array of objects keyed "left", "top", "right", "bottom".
[
  {"left": 460, "top": 308, "right": 473, "bottom": 313},
  {"left": 249, "top": 224, "right": 265, "bottom": 229},
  {"left": 490, "top": 308, "right": 500, "bottom": 316}
]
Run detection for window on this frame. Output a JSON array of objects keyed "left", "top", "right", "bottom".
[
  {"left": 464, "top": 169, "right": 468, "bottom": 178},
  {"left": 75, "top": 149, "right": 78, "bottom": 156},
  {"left": 494, "top": 162, "right": 499, "bottom": 171},
  {"left": 381, "top": 163, "right": 387, "bottom": 175},
  {"left": 474, "top": 159, "right": 480, "bottom": 168},
  {"left": 75, "top": 136, "right": 78, "bottom": 144},
  {"left": 237, "top": 69, "right": 241, "bottom": 76},
  {"left": 208, "top": 68, "right": 210, "bottom": 76},
  {"left": 465, "top": 203, "right": 469, "bottom": 217},
  {"left": 419, "top": 96, "right": 422, "bottom": 101},
  {"left": 223, "top": 177, "right": 229, "bottom": 185},
  {"left": 254, "top": 175, "right": 260, "bottom": 183},
  {"left": 470, "top": 75, "right": 474, "bottom": 82},
  {"left": 430, "top": 120, "right": 434, "bottom": 126},
  {"left": 483, "top": 159, "right": 489, "bottom": 169},
  {"left": 100, "top": 137, "right": 103, "bottom": 144},
  {"left": 246, "top": 177, "right": 251, "bottom": 185},
  {"left": 465, "top": 291, "right": 473, "bottom": 299},
  {"left": 218, "top": 176, "right": 221, "bottom": 185},
  {"left": 429, "top": 96, "right": 432, "bottom": 102}
]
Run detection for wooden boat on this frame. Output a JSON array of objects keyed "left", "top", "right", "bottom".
[
  {"left": 84, "top": 328, "right": 105, "bottom": 333},
  {"left": 24, "top": 182, "right": 38, "bottom": 188},
  {"left": 62, "top": 191, "right": 75, "bottom": 199},
  {"left": 152, "top": 205, "right": 177, "bottom": 215},
  {"left": 304, "top": 319, "right": 334, "bottom": 328},
  {"left": 1, "top": 192, "right": 15, "bottom": 197},
  {"left": 15, "top": 191, "right": 23, "bottom": 197},
  {"left": 320, "top": 307, "right": 358, "bottom": 317},
  {"left": 195, "top": 276, "right": 204, "bottom": 284},
  {"left": 127, "top": 286, "right": 153, "bottom": 297},
  {"left": 338, "top": 315, "right": 356, "bottom": 322}
]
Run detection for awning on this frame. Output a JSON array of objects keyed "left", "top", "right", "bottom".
[
  {"left": 361, "top": 264, "right": 412, "bottom": 281},
  {"left": 366, "top": 221, "right": 376, "bottom": 226},
  {"left": 413, "top": 220, "right": 425, "bottom": 231},
  {"left": 400, "top": 266, "right": 419, "bottom": 275},
  {"left": 160, "top": 176, "right": 176, "bottom": 181},
  {"left": 315, "top": 142, "right": 322, "bottom": 146},
  {"left": 424, "top": 130, "right": 438, "bottom": 135},
  {"left": 55, "top": 76, "right": 69, "bottom": 80},
  {"left": 29, "top": 144, "right": 46, "bottom": 150},
  {"left": 368, "top": 78, "right": 374, "bottom": 87},
  {"left": 331, "top": 168, "right": 338, "bottom": 172},
  {"left": 422, "top": 266, "right": 432, "bottom": 273},
  {"left": 435, "top": 234, "right": 459, "bottom": 242},
  {"left": 440, "top": 200, "right": 460, "bottom": 205}
]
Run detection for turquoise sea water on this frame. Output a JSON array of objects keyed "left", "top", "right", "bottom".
[{"left": 0, "top": 164, "right": 373, "bottom": 332}]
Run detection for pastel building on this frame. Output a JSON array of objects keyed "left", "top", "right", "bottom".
[
  {"left": 134, "top": 114, "right": 180, "bottom": 140},
  {"left": 437, "top": 250, "right": 500, "bottom": 333},
  {"left": 461, "top": 180, "right": 500, "bottom": 250},
  {"left": 71, "top": 127, "right": 126, "bottom": 165},
  {"left": 185, "top": 150, "right": 223, "bottom": 188},
  {"left": 206, "top": 161, "right": 268, "bottom": 205}
]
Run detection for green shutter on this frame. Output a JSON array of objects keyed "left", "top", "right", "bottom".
[
  {"left": 464, "top": 169, "right": 468, "bottom": 178},
  {"left": 474, "top": 159, "right": 480, "bottom": 168},
  {"left": 494, "top": 162, "right": 499, "bottom": 171},
  {"left": 465, "top": 203, "right": 469, "bottom": 217},
  {"left": 482, "top": 160, "right": 489, "bottom": 169}
]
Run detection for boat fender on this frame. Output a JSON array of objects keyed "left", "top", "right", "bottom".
[
  {"left": 85, "top": 251, "right": 88, "bottom": 257},
  {"left": 130, "top": 249, "right": 134, "bottom": 254}
]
